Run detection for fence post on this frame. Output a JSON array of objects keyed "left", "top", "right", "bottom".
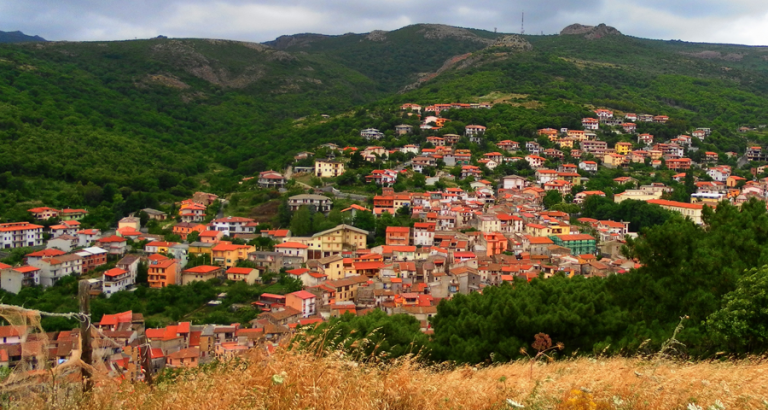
[{"left": 78, "top": 280, "right": 93, "bottom": 393}]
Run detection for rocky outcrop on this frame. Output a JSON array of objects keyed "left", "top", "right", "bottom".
[
  {"left": 490, "top": 35, "right": 532, "bottom": 51},
  {"left": 417, "top": 24, "right": 493, "bottom": 44},
  {"left": 364, "top": 30, "right": 388, "bottom": 42},
  {"left": 560, "top": 23, "right": 621, "bottom": 39}
]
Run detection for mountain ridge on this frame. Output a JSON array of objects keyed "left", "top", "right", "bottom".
[{"left": 0, "top": 30, "right": 46, "bottom": 43}]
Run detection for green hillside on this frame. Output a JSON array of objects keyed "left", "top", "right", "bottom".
[{"left": 2, "top": 23, "right": 768, "bottom": 227}]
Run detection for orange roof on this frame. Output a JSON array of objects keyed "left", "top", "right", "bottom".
[
  {"left": 274, "top": 242, "right": 308, "bottom": 249},
  {"left": 104, "top": 268, "right": 128, "bottom": 277},
  {"left": 647, "top": 199, "right": 704, "bottom": 210},
  {"left": 184, "top": 265, "right": 221, "bottom": 274},
  {"left": 27, "top": 249, "right": 66, "bottom": 258},
  {"left": 226, "top": 267, "right": 254, "bottom": 274}
]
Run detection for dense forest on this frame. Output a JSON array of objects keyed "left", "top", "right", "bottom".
[{"left": 2, "top": 24, "right": 768, "bottom": 228}]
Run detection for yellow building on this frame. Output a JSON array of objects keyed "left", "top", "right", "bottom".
[
  {"left": 326, "top": 276, "right": 369, "bottom": 302},
  {"left": 557, "top": 138, "right": 575, "bottom": 149},
  {"left": 613, "top": 189, "right": 663, "bottom": 203},
  {"left": 615, "top": 142, "right": 633, "bottom": 155},
  {"left": 547, "top": 223, "right": 571, "bottom": 236},
  {"left": 188, "top": 242, "right": 213, "bottom": 257},
  {"left": 314, "top": 160, "right": 345, "bottom": 178},
  {"left": 647, "top": 199, "right": 705, "bottom": 224},
  {"left": 317, "top": 254, "right": 345, "bottom": 281},
  {"left": 603, "top": 153, "right": 627, "bottom": 167},
  {"left": 304, "top": 224, "right": 369, "bottom": 259},
  {"left": 211, "top": 242, "right": 256, "bottom": 268},
  {"left": 525, "top": 223, "right": 549, "bottom": 237}
]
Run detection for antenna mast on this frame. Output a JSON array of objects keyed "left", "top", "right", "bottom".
[{"left": 521, "top": 12, "right": 525, "bottom": 35}]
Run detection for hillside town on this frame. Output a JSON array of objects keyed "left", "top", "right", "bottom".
[{"left": 0, "top": 101, "right": 764, "bottom": 380}]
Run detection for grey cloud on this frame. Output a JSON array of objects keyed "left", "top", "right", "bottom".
[{"left": 1, "top": 0, "right": 767, "bottom": 45}]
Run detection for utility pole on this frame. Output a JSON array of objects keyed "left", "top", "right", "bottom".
[
  {"left": 141, "top": 340, "right": 154, "bottom": 386},
  {"left": 521, "top": 12, "right": 525, "bottom": 35},
  {"left": 78, "top": 280, "right": 93, "bottom": 393}
]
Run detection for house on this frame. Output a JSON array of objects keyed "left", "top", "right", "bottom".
[
  {"left": 544, "top": 179, "right": 571, "bottom": 195},
  {"left": 574, "top": 190, "right": 606, "bottom": 204},
  {"left": 705, "top": 152, "right": 719, "bottom": 162},
  {"left": 412, "top": 156, "right": 437, "bottom": 173},
  {"left": 581, "top": 141, "right": 608, "bottom": 155},
  {"left": 75, "top": 247, "right": 108, "bottom": 273},
  {"left": 103, "top": 268, "right": 133, "bottom": 297},
  {"left": 395, "top": 124, "right": 413, "bottom": 135},
  {"left": 360, "top": 128, "right": 384, "bottom": 140},
  {"left": 692, "top": 130, "right": 707, "bottom": 140},
  {"left": 707, "top": 166, "right": 731, "bottom": 182},
  {"left": 31, "top": 254, "right": 83, "bottom": 288},
  {"left": 535, "top": 169, "right": 558, "bottom": 184},
  {"left": 413, "top": 222, "right": 436, "bottom": 247},
  {"left": 96, "top": 235, "right": 127, "bottom": 256},
  {"left": 582, "top": 118, "right": 599, "bottom": 130},
  {"left": 173, "top": 223, "right": 207, "bottom": 241},
  {"left": 76, "top": 229, "right": 101, "bottom": 247},
  {"left": 0, "top": 222, "right": 44, "bottom": 249},
  {"left": 386, "top": 226, "right": 410, "bottom": 246},
  {"left": 314, "top": 160, "right": 345, "bottom": 178},
  {"left": 647, "top": 199, "right": 705, "bottom": 224},
  {"left": 549, "top": 234, "right": 597, "bottom": 255},
  {"left": 59, "top": 209, "right": 88, "bottom": 221},
  {"left": 46, "top": 235, "right": 76, "bottom": 252},
  {"left": 526, "top": 141, "right": 541, "bottom": 154},
  {"left": 653, "top": 115, "right": 669, "bottom": 124},
  {"left": 579, "top": 161, "right": 598, "bottom": 172},
  {"left": 182, "top": 265, "right": 224, "bottom": 285},
  {"left": 460, "top": 165, "right": 482, "bottom": 180},
  {"left": 615, "top": 142, "right": 633, "bottom": 155},
  {"left": 148, "top": 257, "right": 178, "bottom": 288},
  {"left": 211, "top": 216, "right": 258, "bottom": 237},
  {"left": 141, "top": 208, "right": 167, "bottom": 221},
  {"left": 638, "top": 133, "right": 654, "bottom": 145},
  {"left": 622, "top": 123, "right": 637, "bottom": 133},
  {"left": 537, "top": 128, "right": 559, "bottom": 140},
  {"left": 167, "top": 347, "right": 201, "bottom": 368},
  {"left": 0, "top": 265, "right": 40, "bottom": 293},
  {"left": 288, "top": 194, "right": 332, "bottom": 213},
  {"left": 666, "top": 158, "right": 692, "bottom": 171},
  {"left": 286, "top": 290, "right": 317, "bottom": 318},
  {"left": 500, "top": 175, "right": 526, "bottom": 190},
  {"left": 117, "top": 254, "right": 141, "bottom": 278},
  {"left": 118, "top": 217, "right": 141, "bottom": 232},
  {"left": 401, "top": 103, "right": 421, "bottom": 112},
  {"left": 258, "top": 171, "right": 286, "bottom": 189},
  {"left": 179, "top": 203, "right": 206, "bottom": 223},
  {"left": 465, "top": 125, "right": 486, "bottom": 141},
  {"left": 525, "top": 155, "right": 545, "bottom": 169},
  {"left": 426, "top": 136, "right": 445, "bottom": 146},
  {"left": 497, "top": 140, "right": 520, "bottom": 152},
  {"left": 274, "top": 242, "right": 309, "bottom": 262},
  {"left": 211, "top": 243, "right": 256, "bottom": 268},
  {"left": 225, "top": 267, "right": 261, "bottom": 285},
  {"left": 594, "top": 109, "right": 613, "bottom": 120},
  {"left": 27, "top": 207, "right": 60, "bottom": 220},
  {"left": 603, "top": 153, "right": 627, "bottom": 168},
  {"left": 747, "top": 146, "right": 767, "bottom": 162},
  {"left": 303, "top": 225, "right": 369, "bottom": 259}
]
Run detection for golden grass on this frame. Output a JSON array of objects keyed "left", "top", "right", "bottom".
[{"left": 24, "top": 346, "right": 768, "bottom": 410}]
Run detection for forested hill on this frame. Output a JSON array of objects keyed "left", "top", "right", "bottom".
[
  {"left": 0, "top": 30, "right": 46, "bottom": 43},
  {"left": 2, "top": 23, "right": 768, "bottom": 226}
]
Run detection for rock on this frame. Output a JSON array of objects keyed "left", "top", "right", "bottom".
[
  {"left": 365, "top": 30, "right": 388, "bottom": 42},
  {"left": 490, "top": 35, "right": 532, "bottom": 51},
  {"left": 560, "top": 23, "right": 622, "bottom": 39},
  {"left": 417, "top": 24, "right": 493, "bottom": 44}
]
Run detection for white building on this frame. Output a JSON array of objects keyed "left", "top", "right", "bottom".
[
  {"left": 103, "top": 268, "right": 133, "bottom": 297},
  {"left": 77, "top": 229, "right": 101, "bottom": 247},
  {"left": 211, "top": 216, "right": 258, "bottom": 237},
  {"left": 500, "top": 175, "right": 526, "bottom": 190},
  {"left": 288, "top": 194, "right": 333, "bottom": 213},
  {"left": 413, "top": 222, "right": 436, "bottom": 247},
  {"left": 31, "top": 254, "right": 83, "bottom": 288},
  {"left": 0, "top": 266, "right": 40, "bottom": 294},
  {"left": 360, "top": 128, "right": 384, "bottom": 140},
  {"left": 0, "top": 222, "right": 44, "bottom": 249},
  {"left": 286, "top": 290, "right": 317, "bottom": 318},
  {"left": 579, "top": 161, "right": 598, "bottom": 172}
]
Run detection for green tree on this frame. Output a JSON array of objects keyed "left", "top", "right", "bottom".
[
  {"left": 353, "top": 210, "right": 375, "bottom": 232},
  {"left": 543, "top": 190, "right": 563, "bottom": 209},
  {"left": 708, "top": 265, "right": 768, "bottom": 352},
  {"left": 290, "top": 206, "right": 314, "bottom": 236}
]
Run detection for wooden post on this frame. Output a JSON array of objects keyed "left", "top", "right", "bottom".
[
  {"left": 78, "top": 280, "right": 93, "bottom": 393},
  {"left": 142, "top": 338, "right": 153, "bottom": 387}
]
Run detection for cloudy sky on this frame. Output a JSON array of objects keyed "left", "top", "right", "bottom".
[{"left": 1, "top": 0, "right": 767, "bottom": 45}]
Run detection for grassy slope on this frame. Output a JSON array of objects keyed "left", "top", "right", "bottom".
[{"left": 36, "top": 346, "right": 768, "bottom": 410}]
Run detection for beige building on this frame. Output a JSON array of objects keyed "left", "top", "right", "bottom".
[
  {"left": 647, "top": 199, "right": 705, "bottom": 224},
  {"left": 314, "top": 160, "right": 345, "bottom": 178},
  {"left": 613, "top": 189, "right": 663, "bottom": 203},
  {"left": 285, "top": 224, "right": 369, "bottom": 259}
]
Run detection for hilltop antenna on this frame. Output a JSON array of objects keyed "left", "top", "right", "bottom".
[
  {"left": 494, "top": 27, "right": 497, "bottom": 33},
  {"left": 521, "top": 12, "right": 525, "bottom": 35}
]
